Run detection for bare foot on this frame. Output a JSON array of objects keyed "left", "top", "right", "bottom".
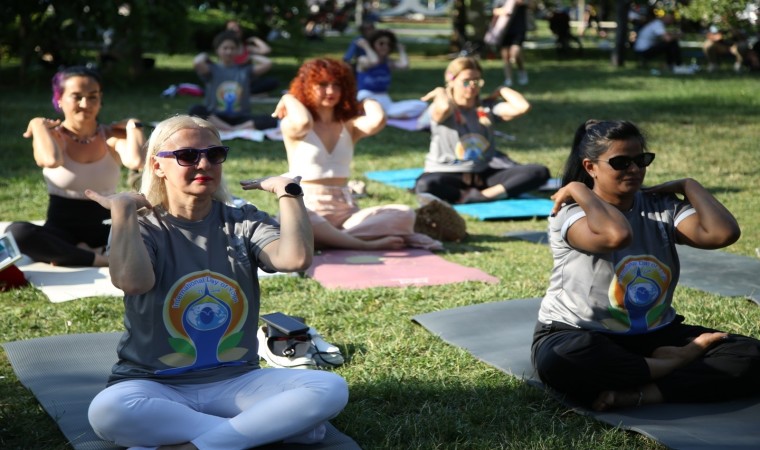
[
  {"left": 362, "top": 236, "right": 405, "bottom": 250},
  {"left": 458, "top": 188, "right": 488, "bottom": 204},
  {"left": 77, "top": 243, "right": 109, "bottom": 267},
  {"left": 651, "top": 332, "right": 727, "bottom": 364},
  {"left": 592, "top": 390, "right": 641, "bottom": 411}
]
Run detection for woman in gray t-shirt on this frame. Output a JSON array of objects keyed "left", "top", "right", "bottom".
[
  {"left": 532, "top": 120, "right": 760, "bottom": 410},
  {"left": 84, "top": 115, "right": 348, "bottom": 448}
]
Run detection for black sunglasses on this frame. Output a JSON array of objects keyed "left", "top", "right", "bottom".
[
  {"left": 597, "top": 152, "right": 655, "bottom": 171},
  {"left": 156, "top": 146, "right": 229, "bottom": 166}
]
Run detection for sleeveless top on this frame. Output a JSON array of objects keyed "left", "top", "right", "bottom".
[
  {"left": 286, "top": 126, "right": 353, "bottom": 181},
  {"left": 43, "top": 126, "right": 121, "bottom": 200}
]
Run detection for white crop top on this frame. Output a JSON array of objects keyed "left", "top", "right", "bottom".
[
  {"left": 43, "top": 127, "right": 121, "bottom": 200},
  {"left": 286, "top": 126, "right": 353, "bottom": 181}
]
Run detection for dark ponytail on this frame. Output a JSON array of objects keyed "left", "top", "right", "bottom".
[{"left": 560, "top": 120, "right": 647, "bottom": 189}]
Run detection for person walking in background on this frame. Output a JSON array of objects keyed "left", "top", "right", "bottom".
[
  {"left": 190, "top": 30, "right": 279, "bottom": 131},
  {"left": 414, "top": 57, "right": 549, "bottom": 204},
  {"left": 9, "top": 65, "right": 144, "bottom": 267},
  {"left": 493, "top": 0, "right": 530, "bottom": 86},
  {"left": 275, "top": 58, "right": 443, "bottom": 251},
  {"left": 532, "top": 119, "right": 760, "bottom": 410},
  {"left": 86, "top": 115, "right": 349, "bottom": 448}
]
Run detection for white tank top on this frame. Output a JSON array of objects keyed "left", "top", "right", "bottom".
[
  {"left": 286, "top": 126, "right": 353, "bottom": 181},
  {"left": 43, "top": 127, "right": 121, "bottom": 199}
]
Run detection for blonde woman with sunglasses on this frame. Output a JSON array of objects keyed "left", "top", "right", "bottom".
[
  {"left": 414, "top": 56, "right": 549, "bottom": 204},
  {"left": 532, "top": 119, "right": 760, "bottom": 411},
  {"left": 85, "top": 115, "right": 348, "bottom": 449}
]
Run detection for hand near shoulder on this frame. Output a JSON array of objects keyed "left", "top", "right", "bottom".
[
  {"left": 240, "top": 175, "right": 301, "bottom": 197},
  {"left": 421, "top": 87, "right": 447, "bottom": 103},
  {"left": 24, "top": 117, "right": 61, "bottom": 138},
  {"left": 550, "top": 181, "right": 589, "bottom": 216},
  {"left": 85, "top": 190, "right": 152, "bottom": 216}
]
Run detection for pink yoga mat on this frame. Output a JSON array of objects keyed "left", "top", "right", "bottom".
[{"left": 305, "top": 249, "right": 499, "bottom": 289}]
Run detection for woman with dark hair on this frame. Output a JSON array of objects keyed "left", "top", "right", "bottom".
[
  {"left": 9, "top": 65, "right": 145, "bottom": 267},
  {"left": 532, "top": 119, "right": 760, "bottom": 410},
  {"left": 274, "top": 57, "right": 441, "bottom": 250},
  {"left": 414, "top": 56, "right": 549, "bottom": 204},
  {"left": 355, "top": 29, "right": 427, "bottom": 119}
]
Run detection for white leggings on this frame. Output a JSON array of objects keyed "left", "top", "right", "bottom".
[{"left": 88, "top": 368, "right": 348, "bottom": 450}]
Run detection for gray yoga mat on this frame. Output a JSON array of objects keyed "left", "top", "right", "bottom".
[
  {"left": 504, "top": 230, "right": 760, "bottom": 305},
  {"left": 2, "top": 332, "right": 360, "bottom": 450},
  {"left": 413, "top": 298, "right": 760, "bottom": 449}
]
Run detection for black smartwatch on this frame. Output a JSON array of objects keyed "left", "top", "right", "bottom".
[{"left": 280, "top": 182, "right": 304, "bottom": 199}]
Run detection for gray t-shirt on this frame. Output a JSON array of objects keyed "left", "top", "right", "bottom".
[
  {"left": 109, "top": 201, "right": 280, "bottom": 385},
  {"left": 201, "top": 62, "right": 253, "bottom": 115},
  {"left": 538, "top": 191, "right": 696, "bottom": 335},
  {"left": 424, "top": 105, "right": 498, "bottom": 173}
]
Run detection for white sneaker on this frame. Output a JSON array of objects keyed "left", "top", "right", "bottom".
[
  {"left": 257, "top": 326, "right": 315, "bottom": 369},
  {"left": 503, "top": 78, "right": 513, "bottom": 87},
  {"left": 308, "top": 327, "right": 344, "bottom": 367},
  {"left": 517, "top": 70, "right": 529, "bottom": 85},
  {"left": 672, "top": 65, "right": 695, "bottom": 75}
]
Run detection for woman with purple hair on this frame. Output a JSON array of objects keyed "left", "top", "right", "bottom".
[{"left": 7, "top": 66, "right": 145, "bottom": 267}]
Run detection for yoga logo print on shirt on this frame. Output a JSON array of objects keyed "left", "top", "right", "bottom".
[
  {"left": 604, "top": 255, "right": 672, "bottom": 333},
  {"left": 216, "top": 81, "right": 242, "bottom": 113},
  {"left": 157, "top": 270, "right": 249, "bottom": 375},
  {"left": 455, "top": 133, "right": 489, "bottom": 161}
]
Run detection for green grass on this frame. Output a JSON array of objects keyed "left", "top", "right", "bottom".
[{"left": 1, "top": 25, "right": 760, "bottom": 449}]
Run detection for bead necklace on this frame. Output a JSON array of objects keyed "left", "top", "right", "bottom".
[{"left": 59, "top": 124, "right": 100, "bottom": 145}]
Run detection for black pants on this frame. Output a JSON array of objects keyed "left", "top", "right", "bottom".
[
  {"left": 7, "top": 195, "right": 110, "bottom": 266},
  {"left": 414, "top": 163, "right": 550, "bottom": 204},
  {"left": 636, "top": 40, "right": 683, "bottom": 67},
  {"left": 531, "top": 316, "right": 760, "bottom": 405}
]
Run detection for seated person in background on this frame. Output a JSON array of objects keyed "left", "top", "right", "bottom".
[
  {"left": 343, "top": 21, "right": 376, "bottom": 70},
  {"left": 225, "top": 19, "right": 280, "bottom": 95},
  {"left": 275, "top": 58, "right": 442, "bottom": 251},
  {"left": 355, "top": 29, "right": 428, "bottom": 119},
  {"left": 633, "top": 11, "right": 692, "bottom": 73},
  {"left": 9, "top": 65, "right": 144, "bottom": 267},
  {"left": 532, "top": 119, "right": 760, "bottom": 411},
  {"left": 414, "top": 57, "right": 550, "bottom": 204},
  {"left": 703, "top": 24, "right": 759, "bottom": 73},
  {"left": 189, "top": 30, "right": 279, "bottom": 131},
  {"left": 86, "top": 114, "right": 348, "bottom": 448}
]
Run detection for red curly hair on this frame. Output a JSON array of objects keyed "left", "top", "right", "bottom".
[{"left": 288, "top": 58, "right": 362, "bottom": 122}]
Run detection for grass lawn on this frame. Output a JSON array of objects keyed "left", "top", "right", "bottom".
[{"left": 1, "top": 23, "right": 759, "bottom": 449}]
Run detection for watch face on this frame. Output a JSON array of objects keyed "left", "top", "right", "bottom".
[{"left": 284, "top": 183, "right": 303, "bottom": 196}]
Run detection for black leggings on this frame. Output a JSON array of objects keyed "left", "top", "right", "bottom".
[
  {"left": 7, "top": 195, "right": 110, "bottom": 266},
  {"left": 531, "top": 317, "right": 760, "bottom": 405},
  {"left": 188, "top": 105, "right": 278, "bottom": 130},
  {"left": 414, "top": 164, "right": 550, "bottom": 204}
]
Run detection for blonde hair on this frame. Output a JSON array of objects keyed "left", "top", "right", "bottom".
[
  {"left": 139, "top": 115, "right": 232, "bottom": 207},
  {"left": 444, "top": 57, "right": 490, "bottom": 127}
]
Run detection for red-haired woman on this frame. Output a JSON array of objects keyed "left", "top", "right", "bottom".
[{"left": 274, "top": 58, "right": 441, "bottom": 250}]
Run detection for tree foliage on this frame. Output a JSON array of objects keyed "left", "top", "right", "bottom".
[
  {"left": 0, "top": 0, "right": 309, "bottom": 81},
  {"left": 679, "top": 0, "right": 757, "bottom": 29}
]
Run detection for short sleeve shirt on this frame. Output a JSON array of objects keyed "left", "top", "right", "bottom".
[
  {"left": 200, "top": 62, "right": 253, "bottom": 115},
  {"left": 538, "top": 191, "right": 696, "bottom": 334},
  {"left": 424, "top": 105, "right": 498, "bottom": 173},
  {"left": 108, "top": 201, "right": 280, "bottom": 385}
]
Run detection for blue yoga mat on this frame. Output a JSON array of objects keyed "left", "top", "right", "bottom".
[
  {"left": 365, "top": 168, "right": 423, "bottom": 190},
  {"left": 452, "top": 198, "right": 554, "bottom": 220},
  {"left": 364, "top": 168, "right": 561, "bottom": 194}
]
